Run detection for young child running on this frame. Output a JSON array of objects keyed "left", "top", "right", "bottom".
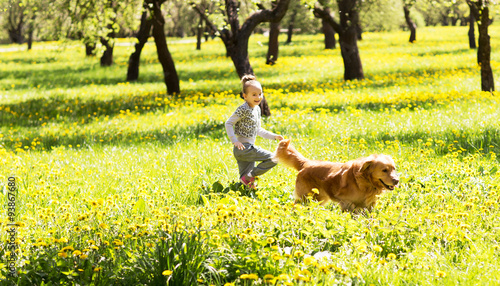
[{"left": 225, "top": 74, "right": 283, "bottom": 188}]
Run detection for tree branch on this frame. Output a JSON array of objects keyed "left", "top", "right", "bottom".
[
  {"left": 313, "top": 6, "right": 342, "bottom": 34},
  {"left": 239, "top": 0, "right": 290, "bottom": 39}
]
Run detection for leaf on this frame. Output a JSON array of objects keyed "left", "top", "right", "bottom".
[
  {"left": 489, "top": 166, "right": 498, "bottom": 175},
  {"left": 200, "top": 195, "right": 210, "bottom": 207},
  {"left": 212, "top": 181, "right": 224, "bottom": 193}
]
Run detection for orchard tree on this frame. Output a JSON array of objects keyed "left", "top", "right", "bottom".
[
  {"left": 127, "top": 2, "right": 153, "bottom": 81},
  {"left": 468, "top": 4, "right": 476, "bottom": 49},
  {"left": 126, "top": 0, "right": 182, "bottom": 95},
  {"left": 312, "top": 0, "right": 336, "bottom": 49},
  {"left": 192, "top": 0, "right": 291, "bottom": 116},
  {"left": 261, "top": 1, "right": 281, "bottom": 65},
  {"left": 403, "top": 0, "right": 417, "bottom": 43},
  {"left": 313, "top": 0, "right": 364, "bottom": 80},
  {"left": 147, "top": 0, "right": 180, "bottom": 94},
  {"left": 1, "top": 0, "right": 37, "bottom": 44},
  {"left": 466, "top": 0, "right": 494, "bottom": 91}
]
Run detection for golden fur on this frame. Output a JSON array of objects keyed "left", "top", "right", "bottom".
[{"left": 274, "top": 139, "right": 399, "bottom": 212}]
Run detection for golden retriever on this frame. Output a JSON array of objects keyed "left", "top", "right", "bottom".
[{"left": 274, "top": 139, "right": 399, "bottom": 212}]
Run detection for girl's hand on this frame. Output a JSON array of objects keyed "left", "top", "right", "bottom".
[
  {"left": 275, "top": 135, "right": 284, "bottom": 141},
  {"left": 234, "top": 141, "right": 245, "bottom": 150}
]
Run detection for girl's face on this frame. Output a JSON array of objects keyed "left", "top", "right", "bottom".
[{"left": 243, "top": 83, "right": 263, "bottom": 108}]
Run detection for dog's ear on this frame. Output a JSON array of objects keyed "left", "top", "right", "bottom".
[
  {"left": 280, "top": 139, "right": 291, "bottom": 148},
  {"left": 359, "top": 159, "right": 372, "bottom": 173}
]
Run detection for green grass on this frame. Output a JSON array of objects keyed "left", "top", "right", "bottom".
[{"left": 1, "top": 26, "right": 500, "bottom": 285}]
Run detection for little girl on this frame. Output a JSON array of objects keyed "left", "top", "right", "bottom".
[{"left": 225, "top": 74, "right": 283, "bottom": 188}]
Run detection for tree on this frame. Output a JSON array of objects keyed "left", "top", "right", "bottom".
[
  {"left": 262, "top": 1, "right": 281, "bottom": 65},
  {"left": 467, "top": 5, "right": 476, "bottom": 49},
  {"left": 313, "top": 0, "right": 364, "bottom": 80},
  {"left": 403, "top": 0, "right": 417, "bottom": 43},
  {"left": 4, "top": 0, "right": 27, "bottom": 44},
  {"left": 192, "top": 0, "right": 291, "bottom": 116},
  {"left": 313, "top": 0, "right": 336, "bottom": 49},
  {"left": 466, "top": 0, "right": 494, "bottom": 91},
  {"left": 285, "top": 0, "right": 300, "bottom": 44},
  {"left": 127, "top": 3, "right": 153, "bottom": 81},
  {"left": 148, "top": 0, "right": 180, "bottom": 94}
]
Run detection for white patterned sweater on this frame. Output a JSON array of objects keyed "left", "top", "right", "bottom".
[{"left": 225, "top": 102, "right": 278, "bottom": 144}]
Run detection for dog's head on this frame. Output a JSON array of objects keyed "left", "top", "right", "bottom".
[
  {"left": 272, "top": 139, "right": 292, "bottom": 163},
  {"left": 358, "top": 154, "right": 399, "bottom": 191}
]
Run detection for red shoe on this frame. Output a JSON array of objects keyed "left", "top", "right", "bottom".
[{"left": 240, "top": 175, "right": 255, "bottom": 189}]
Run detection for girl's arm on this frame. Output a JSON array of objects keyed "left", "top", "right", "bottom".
[
  {"left": 226, "top": 113, "right": 246, "bottom": 149},
  {"left": 257, "top": 128, "right": 283, "bottom": 141}
]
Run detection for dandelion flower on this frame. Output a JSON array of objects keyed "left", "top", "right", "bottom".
[
  {"left": 294, "top": 250, "right": 305, "bottom": 258},
  {"left": 436, "top": 270, "right": 447, "bottom": 277},
  {"left": 387, "top": 253, "right": 397, "bottom": 260},
  {"left": 162, "top": 270, "right": 173, "bottom": 276},
  {"left": 303, "top": 256, "right": 317, "bottom": 266}
]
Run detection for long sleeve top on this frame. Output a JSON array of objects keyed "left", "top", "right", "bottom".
[{"left": 225, "top": 102, "right": 278, "bottom": 145}]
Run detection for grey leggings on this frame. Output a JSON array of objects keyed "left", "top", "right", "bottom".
[{"left": 233, "top": 143, "right": 277, "bottom": 178}]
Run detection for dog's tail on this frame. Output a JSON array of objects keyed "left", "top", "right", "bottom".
[{"left": 273, "top": 139, "right": 308, "bottom": 171}]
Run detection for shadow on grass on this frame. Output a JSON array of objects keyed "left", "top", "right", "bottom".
[
  {"left": 413, "top": 48, "right": 472, "bottom": 57},
  {"left": 197, "top": 180, "right": 258, "bottom": 206},
  {"left": 3, "top": 114, "right": 499, "bottom": 161},
  {"left": 1, "top": 62, "right": 478, "bottom": 129}
]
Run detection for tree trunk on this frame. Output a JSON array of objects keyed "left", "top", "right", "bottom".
[
  {"left": 100, "top": 37, "right": 114, "bottom": 66},
  {"left": 323, "top": 18, "right": 336, "bottom": 49},
  {"left": 196, "top": 15, "right": 203, "bottom": 50},
  {"left": 404, "top": 5, "right": 417, "bottom": 43},
  {"left": 477, "top": 6, "right": 494, "bottom": 91},
  {"left": 338, "top": 1, "right": 364, "bottom": 80},
  {"left": 8, "top": 7, "right": 24, "bottom": 44},
  {"left": 266, "top": 21, "right": 280, "bottom": 65},
  {"left": 286, "top": 4, "right": 298, "bottom": 44},
  {"left": 85, "top": 43, "right": 96, "bottom": 56},
  {"left": 468, "top": 8, "right": 476, "bottom": 49},
  {"left": 127, "top": 8, "right": 153, "bottom": 81},
  {"left": 8, "top": 26, "right": 24, "bottom": 44},
  {"left": 151, "top": 0, "right": 180, "bottom": 95},
  {"left": 339, "top": 25, "right": 364, "bottom": 80},
  {"left": 27, "top": 26, "right": 33, "bottom": 50},
  {"left": 314, "top": 1, "right": 364, "bottom": 80}
]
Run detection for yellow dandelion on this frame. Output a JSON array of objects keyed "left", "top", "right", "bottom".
[
  {"left": 373, "top": 245, "right": 383, "bottom": 252},
  {"left": 294, "top": 250, "right": 304, "bottom": 258},
  {"left": 277, "top": 273, "right": 290, "bottom": 280},
  {"left": 387, "top": 253, "right": 397, "bottom": 260},
  {"left": 303, "top": 256, "right": 317, "bottom": 266},
  {"left": 311, "top": 188, "right": 319, "bottom": 194},
  {"left": 436, "top": 270, "right": 447, "bottom": 277},
  {"left": 266, "top": 237, "right": 275, "bottom": 244},
  {"left": 247, "top": 273, "right": 258, "bottom": 280},
  {"left": 263, "top": 274, "right": 275, "bottom": 280},
  {"left": 162, "top": 270, "right": 173, "bottom": 276}
]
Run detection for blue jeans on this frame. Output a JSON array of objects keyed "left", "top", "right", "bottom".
[{"left": 233, "top": 143, "right": 277, "bottom": 178}]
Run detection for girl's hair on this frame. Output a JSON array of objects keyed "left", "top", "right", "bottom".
[{"left": 241, "top": 74, "right": 260, "bottom": 94}]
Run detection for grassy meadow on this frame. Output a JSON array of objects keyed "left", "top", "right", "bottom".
[{"left": 1, "top": 25, "right": 500, "bottom": 285}]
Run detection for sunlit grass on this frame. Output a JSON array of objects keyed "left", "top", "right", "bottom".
[{"left": 1, "top": 26, "right": 500, "bottom": 285}]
